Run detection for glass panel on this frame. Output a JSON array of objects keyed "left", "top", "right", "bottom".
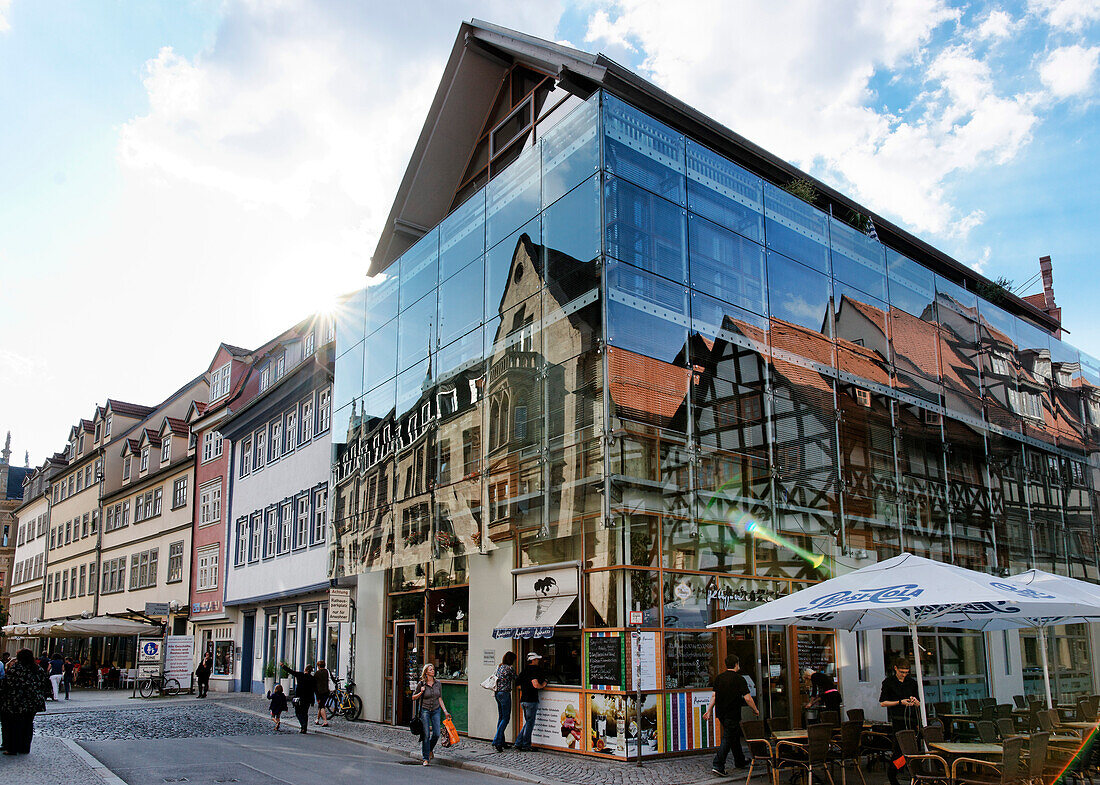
[
  {"left": 763, "top": 182, "right": 829, "bottom": 273},
  {"left": 603, "top": 93, "right": 685, "bottom": 205},
  {"left": 543, "top": 174, "right": 600, "bottom": 269},
  {"left": 436, "top": 327, "right": 485, "bottom": 382},
  {"left": 685, "top": 139, "right": 764, "bottom": 243},
  {"left": 486, "top": 142, "right": 541, "bottom": 249},
  {"left": 689, "top": 292, "right": 769, "bottom": 367},
  {"left": 364, "top": 317, "right": 398, "bottom": 393},
  {"left": 606, "top": 260, "right": 690, "bottom": 365},
  {"left": 334, "top": 288, "right": 366, "bottom": 358},
  {"left": 439, "top": 188, "right": 485, "bottom": 281},
  {"left": 767, "top": 252, "right": 834, "bottom": 368},
  {"left": 688, "top": 213, "right": 767, "bottom": 316},
  {"left": 830, "top": 216, "right": 886, "bottom": 301},
  {"left": 886, "top": 249, "right": 935, "bottom": 319},
  {"left": 604, "top": 175, "right": 687, "bottom": 283},
  {"left": 399, "top": 228, "right": 439, "bottom": 308},
  {"left": 397, "top": 291, "right": 437, "bottom": 373},
  {"left": 365, "top": 274, "right": 399, "bottom": 336},
  {"left": 833, "top": 282, "right": 891, "bottom": 387},
  {"left": 664, "top": 630, "right": 719, "bottom": 688},
  {"left": 609, "top": 431, "right": 691, "bottom": 516},
  {"left": 333, "top": 341, "right": 364, "bottom": 412},
  {"left": 935, "top": 275, "right": 978, "bottom": 320},
  {"left": 541, "top": 92, "right": 599, "bottom": 208},
  {"left": 438, "top": 257, "right": 484, "bottom": 347},
  {"left": 486, "top": 216, "right": 541, "bottom": 321}
]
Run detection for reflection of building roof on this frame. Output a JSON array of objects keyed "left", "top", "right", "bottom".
[
  {"left": 6, "top": 466, "right": 31, "bottom": 500},
  {"left": 608, "top": 348, "right": 691, "bottom": 424}
]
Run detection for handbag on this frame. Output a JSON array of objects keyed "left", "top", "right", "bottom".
[
  {"left": 480, "top": 672, "right": 498, "bottom": 691},
  {"left": 409, "top": 700, "right": 424, "bottom": 737}
]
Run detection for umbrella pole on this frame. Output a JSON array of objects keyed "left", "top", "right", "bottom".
[
  {"left": 1038, "top": 626, "right": 1053, "bottom": 709},
  {"left": 909, "top": 623, "right": 929, "bottom": 728}
]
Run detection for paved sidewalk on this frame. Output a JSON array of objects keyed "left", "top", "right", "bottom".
[{"left": 211, "top": 692, "right": 726, "bottom": 785}]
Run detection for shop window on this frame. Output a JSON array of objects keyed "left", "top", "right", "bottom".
[
  {"left": 664, "top": 630, "right": 718, "bottom": 689},
  {"left": 213, "top": 640, "right": 234, "bottom": 676},
  {"left": 520, "top": 630, "right": 583, "bottom": 686}
]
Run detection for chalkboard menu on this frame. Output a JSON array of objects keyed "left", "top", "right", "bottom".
[
  {"left": 796, "top": 633, "right": 832, "bottom": 674},
  {"left": 664, "top": 632, "right": 716, "bottom": 689},
  {"left": 588, "top": 636, "right": 624, "bottom": 688}
]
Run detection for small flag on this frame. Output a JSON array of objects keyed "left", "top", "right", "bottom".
[{"left": 867, "top": 217, "right": 879, "bottom": 241}]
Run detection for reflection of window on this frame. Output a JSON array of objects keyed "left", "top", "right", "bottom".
[{"left": 213, "top": 640, "right": 234, "bottom": 676}]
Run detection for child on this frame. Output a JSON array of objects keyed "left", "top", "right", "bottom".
[{"left": 269, "top": 683, "right": 289, "bottom": 730}]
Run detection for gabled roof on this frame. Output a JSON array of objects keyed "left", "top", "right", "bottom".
[
  {"left": 80, "top": 419, "right": 95, "bottom": 433},
  {"left": 137, "top": 429, "right": 162, "bottom": 449},
  {"left": 120, "top": 438, "right": 142, "bottom": 456},
  {"left": 161, "top": 417, "right": 190, "bottom": 438},
  {"left": 105, "top": 399, "right": 156, "bottom": 419},
  {"left": 371, "top": 19, "right": 1059, "bottom": 335},
  {"left": 223, "top": 343, "right": 252, "bottom": 358}
]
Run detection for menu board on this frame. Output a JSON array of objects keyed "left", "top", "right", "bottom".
[
  {"left": 628, "top": 631, "right": 659, "bottom": 691},
  {"left": 588, "top": 635, "right": 624, "bottom": 688},
  {"left": 796, "top": 633, "right": 832, "bottom": 674},
  {"left": 664, "top": 632, "right": 716, "bottom": 689}
]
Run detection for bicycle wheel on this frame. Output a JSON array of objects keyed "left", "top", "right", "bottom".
[
  {"left": 165, "top": 678, "right": 181, "bottom": 696},
  {"left": 138, "top": 678, "right": 156, "bottom": 698},
  {"left": 346, "top": 694, "right": 363, "bottom": 721},
  {"left": 324, "top": 693, "right": 340, "bottom": 717}
]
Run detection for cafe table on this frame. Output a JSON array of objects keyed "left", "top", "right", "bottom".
[
  {"left": 927, "top": 742, "right": 1003, "bottom": 757},
  {"left": 1049, "top": 734, "right": 1088, "bottom": 747},
  {"left": 772, "top": 730, "right": 808, "bottom": 741},
  {"left": 1060, "top": 722, "right": 1098, "bottom": 731}
]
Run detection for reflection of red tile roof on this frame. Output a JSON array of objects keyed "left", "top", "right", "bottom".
[
  {"left": 890, "top": 308, "right": 939, "bottom": 380},
  {"left": 608, "top": 347, "right": 691, "bottom": 423}
]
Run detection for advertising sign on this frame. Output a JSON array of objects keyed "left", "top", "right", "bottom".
[
  {"left": 628, "top": 631, "right": 659, "bottom": 691},
  {"left": 328, "top": 588, "right": 352, "bottom": 623},
  {"left": 144, "top": 602, "right": 170, "bottom": 617},
  {"left": 165, "top": 636, "right": 194, "bottom": 685},
  {"left": 138, "top": 638, "right": 163, "bottom": 663},
  {"left": 522, "top": 690, "right": 583, "bottom": 751}
]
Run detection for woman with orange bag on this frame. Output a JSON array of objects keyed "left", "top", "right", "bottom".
[{"left": 410, "top": 664, "right": 451, "bottom": 766}]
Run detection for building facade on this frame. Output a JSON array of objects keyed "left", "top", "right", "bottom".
[
  {"left": 6, "top": 457, "right": 63, "bottom": 651},
  {"left": 221, "top": 327, "right": 339, "bottom": 693},
  {"left": 332, "top": 22, "right": 1100, "bottom": 759},
  {"left": 1, "top": 435, "right": 32, "bottom": 631}
]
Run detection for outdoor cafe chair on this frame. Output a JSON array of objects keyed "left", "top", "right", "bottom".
[
  {"left": 996, "top": 718, "right": 1016, "bottom": 740},
  {"left": 922, "top": 721, "right": 945, "bottom": 745},
  {"left": 1022, "top": 731, "right": 1048, "bottom": 785},
  {"left": 769, "top": 716, "right": 791, "bottom": 732},
  {"left": 996, "top": 705, "right": 1014, "bottom": 720},
  {"left": 819, "top": 711, "right": 840, "bottom": 730},
  {"left": 977, "top": 721, "right": 999, "bottom": 745},
  {"left": 829, "top": 721, "right": 867, "bottom": 785},
  {"left": 859, "top": 724, "right": 894, "bottom": 770},
  {"left": 1013, "top": 696, "right": 1028, "bottom": 710},
  {"left": 981, "top": 705, "right": 997, "bottom": 723},
  {"left": 897, "top": 730, "right": 950, "bottom": 785},
  {"left": 742, "top": 719, "right": 777, "bottom": 785},
  {"left": 776, "top": 723, "right": 835, "bottom": 785},
  {"left": 966, "top": 699, "right": 984, "bottom": 714},
  {"left": 952, "top": 734, "right": 1026, "bottom": 785},
  {"left": 847, "top": 708, "right": 865, "bottom": 724}
]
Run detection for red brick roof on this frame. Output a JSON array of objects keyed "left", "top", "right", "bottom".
[
  {"left": 163, "top": 417, "right": 190, "bottom": 437},
  {"left": 107, "top": 399, "right": 156, "bottom": 418}
]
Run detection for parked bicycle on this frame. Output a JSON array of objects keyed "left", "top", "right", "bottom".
[
  {"left": 323, "top": 677, "right": 362, "bottom": 721},
  {"left": 138, "top": 674, "right": 182, "bottom": 698}
]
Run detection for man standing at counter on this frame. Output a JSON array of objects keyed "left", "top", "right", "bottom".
[{"left": 514, "top": 652, "right": 547, "bottom": 751}]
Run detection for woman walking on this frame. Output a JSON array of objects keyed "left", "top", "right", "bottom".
[
  {"left": 491, "top": 652, "right": 516, "bottom": 752},
  {"left": 313, "top": 660, "right": 331, "bottom": 726},
  {"left": 0, "top": 649, "right": 52, "bottom": 754},
  {"left": 410, "top": 664, "right": 451, "bottom": 766}
]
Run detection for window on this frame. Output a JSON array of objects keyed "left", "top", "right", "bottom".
[
  {"left": 317, "top": 388, "right": 331, "bottom": 433},
  {"left": 254, "top": 429, "right": 267, "bottom": 469},
  {"left": 260, "top": 365, "right": 271, "bottom": 391},
  {"left": 154, "top": 488, "right": 163, "bottom": 516},
  {"left": 101, "top": 557, "right": 127, "bottom": 594},
  {"left": 82, "top": 512, "right": 89, "bottom": 537},
  {"left": 304, "top": 331, "right": 315, "bottom": 356},
  {"left": 161, "top": 438, "right": 171, "bottom": 464},
  {"left": 249, "top": 512, "right": 262, "bottom": 562},
  {"left": 76, "top": 469, "right": 83, "bottom": 492},
  {"left": 69, "top": 567, "right": 77, "bottom": 598},
  {"left": 279, "top": 501, "right": 293, "bottom": 553},
  {"left": 167, "top": 541, "right": 184, "bottom": 583},
  {"left": 241, "top": 438, "right": 253, "bottom": 476},
  {"left": 49, "top": 527, "right": 55, "bottom": 549},
  {"left": 65, "top": 520, "right": 71, "bottom": 544},
  {"left": 265, "top": 507, "right": 277, "bottom": 558},
  {"left": 45, "top": 573, "right": 51, "bottom": 602},
  {"left": 105, "top": 415, "right": 112, "bottom": 436},
  {"left": 135, "top": 493, "right": 145, "bottom": 522},
  {"left": 79, "top": 565, "right": 86, "bottom": 596},
  {"left": 210, "top": 362, "right": 232, "bottom": 401},
  {"left": 202, "top": 431, "right": 223, "bottom": 463},
  {"left": 285, "top": 409, "right": 298, "bottom": 452},
  {"left": 88, "top": 561, "right": 96, "bottom": 593},
  {"left": 95, "top": 423, "right": 101, "bottom": 441},
  {"left": 235, "top": 517, "right": 248, "bottom": 566},
  {"left": 197, "top": 546, "right": 219, "bottom": 591},
  {"left": 311, "top": 489, "right": 327, "bottom": 544},
  {"left": 300, "top": 397, "right": 314, "bottom": 442},
  {"left": 199, "top": 482, "right": 222, "bottom": 526},
  {"left": 95, "top": 459, "right": 102, "bottom": 482},
  {"left": 270, "top": 421, "right": 282, "bottom": 461},
  {"left": 85, "top": 465, "right": 92, "bottom": 487},
  {"left": 129, "top": 548, "right": 159, "bottom": 590},
  {"left": 123, "top": 457, "right": 131, "bottom": 482},
  {"left": 296, "top": 497, "right": 309, "bottom": 548},
  {"left": 275, "top": 353, "right": 286, "bottom": 380},
  {"left": 140, "top": 446, "right": 150, "bottom": 473},
  {"left": 61, "top": 571, "right": 67, "bottom": 599},
  {"left": 173, "top": 477, "right": 188, "bottom": 509}
]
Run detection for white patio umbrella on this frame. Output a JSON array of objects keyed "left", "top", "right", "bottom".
[
  {"left": 708, "top": 553, "right": 1100, "bottom": 726},
  {"left": 936, "top": 569, "right": 1100, "bottom": 709}
]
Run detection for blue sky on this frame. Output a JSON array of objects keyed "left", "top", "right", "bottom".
[{"left": 1, "top": 0, "right": 1098, "bottom": 464}]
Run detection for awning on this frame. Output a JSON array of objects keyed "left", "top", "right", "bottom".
[
  {"left": 2, "top": 617, "right": 163, "bottom": 638},
  {"left": 492, "top": 595, "right": 576, "bottom": 639}
]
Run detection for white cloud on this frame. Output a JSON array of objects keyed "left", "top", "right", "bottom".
[
  {"left": 1040, "top": 44, "right": 1100, "bottom": 98},
  {"left": 1030, "top": 0, "right": 1100, "bottom": 32},
  {"left": 973, "top": 9, "right": 1020, "bottom": 40},
  {"left": 582, "top": 0, "right": 1044, "bottom": 240},
  {"left": 0, "top": 0, "right": 10, "bottom": 33},
  {"left": 585, "top": 9, "right": 635, "bottom": 51}
]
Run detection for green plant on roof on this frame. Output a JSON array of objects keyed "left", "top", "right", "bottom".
[{"left": 782, "top": 178, "right": 819, "bottom": 206}]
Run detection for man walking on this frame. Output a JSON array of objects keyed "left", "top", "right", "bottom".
[
  {"left": 703, "top": 654, "right": 759, "bottom": 775},
  {"left": 47, "top": 653, "right": 64, "bottom": 702},
  {"left": 514, "top": 652, "right": 547, "bottom": 751},
  {"left": 879, "top": 657, "right": 921, "bottom": 785},
  {"left": 281, "top": 662, "right": 316, "bottom": 734}
]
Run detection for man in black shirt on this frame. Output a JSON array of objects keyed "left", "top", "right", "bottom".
[
  {"left": 704, "top": 654, "right": 759, "bottom": 775},
  {"left": 879, "top": 658, "right": 921, "bottom": 785},
  {"left": 514, "top": 652, "right": 547, "bottom": 751}
]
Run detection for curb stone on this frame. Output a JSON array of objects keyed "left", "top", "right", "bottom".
[{"left": 60, "top": 738, "right": 128, "bottom": 785}]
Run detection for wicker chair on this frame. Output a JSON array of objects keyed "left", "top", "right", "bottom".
[
  {"left": 829, "top": 721, "right": 867, "bottom": 785},
  {"left": 776, "top": 723, "right": 836, "bottom": 785},
  {"left": 922, "top": 721, "right": 945, "bottom": 744},
  {"left": 768, "top": 716, "right": 791, "bottom": 733},
  {"left": 1013, "top": 695, "right": 1028, "bottom": 710},
  {"left": 996, "top": 717, "right": 1016, "bottom": 740},
  {"left": 897, "top": 730, "right": 950, "bottom": 785},
  {"left": 977, "top": 720, "right": 998, "bottom": 744},
  {"left": 952, "top": 735, "right": 1026, "bottom": 785},
  {"left": 1022, "top": 731, "right": 1048, "bottom": 785},
  {"left": 996, "top": 704, "right": 1014, "bottom": 720},
  {"left": 741, "top": 719, "right": 776, "bottom": 785},
  {"left": 965, "top": 698, "right": 983, "bottom": 714},
  {"left": 859, "top": 723, "right": 894, "bottom": 771},
  {"left": 847, "top": 708, "right": 865, "bottom": 724}
]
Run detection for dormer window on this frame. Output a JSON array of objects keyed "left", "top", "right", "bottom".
[
  {"left": 123, "top": 457, "right": 131, "bottom": 482},
  {"left": 94, "top": 423, "right": 101, "bottom": 441},
  {"left": 275, "top": 353, "right": 286, "bottom": 380},
  {"left": 140, "top": 446, "right": 150, "bottom": 473},
  {"left": 210, "top": 362, "right": 232, "bottom": 401},
  {"left": 79, "top": 435, "right": 85, "bottom": 453},
  {"left": 260, "top": 366, "right": 271, "bottom": 391},
  {"left": 304, "top": 331, "right": 315, "bottom": 356},
  {"left": 161, "top": 438, "right": 171, "bottom": 464},
  {"left": 105, "top": 415, "right": 112, "bottom": 437}
]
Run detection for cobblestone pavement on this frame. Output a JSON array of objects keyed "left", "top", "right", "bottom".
[
  {"left": 0, "top": 737, "right": 104, "bottom": 785},
  {"left": 212, "top": 692, "right": 734, "bottom": 785},
  {"left": 36, "top": 700, "right": 273, "bottom": 740}
]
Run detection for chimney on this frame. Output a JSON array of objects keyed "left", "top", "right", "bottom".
[{"left": 1026, "top": 255, "right": 1063, "bottom": 338}]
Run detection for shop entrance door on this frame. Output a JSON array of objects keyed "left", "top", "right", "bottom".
[
  {"left": 392, "top": 621, "right": 419, "bottom": 726},
  {"left": 718, "top": 619, "right": 792, "bottom": 725}
]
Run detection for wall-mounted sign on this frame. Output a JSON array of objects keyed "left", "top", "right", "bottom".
[
  {"left": 192, "top": 600, "right": 221, "bottom": 615},
  {"left": 328, "top": 588, "right": 352, "bottom": 623},
  {"left": 587, "top": 636, "right": 624, "bottom": 688},
  {"left": 144, "top": 602, "right": 170, "bottom": 617},
  {"left": 629, "top": 610, "right": 644, "bottom": 625},
  {"left": 138, "top": 639, "right": 162, "bottom": 663}
]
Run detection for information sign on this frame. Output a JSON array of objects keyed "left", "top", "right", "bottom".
[{"left": 328, "top": 588, "right": 352, "bottom": 623}]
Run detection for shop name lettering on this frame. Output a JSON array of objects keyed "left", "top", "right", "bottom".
[
  {"left": 706, "top": 586, "right": 783, "bottom": 609},
  {"left": 989, "top": 582, "right": 1056, "bottom": 600},
  {"left": 794, "top": 585, "right": 924, "bottom": 612},
  {"left": 192, "top": 601, "right": 221, "bottom": 614}
]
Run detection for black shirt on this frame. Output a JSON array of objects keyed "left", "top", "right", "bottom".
[
  {"left": 811, "top": 671, "right": 842, "bottom": 712},
  {"left": 710, "top": 670, "right": 750, "bottom": 720},
  {"left": 287, "top": 669, "right": 316, "bottom": 705},
  {"left": 879, "top": 674, "right": 920, "bottom": 723},
  {"left": 517, "top": 665, "right": 544, "bottom": 703}
]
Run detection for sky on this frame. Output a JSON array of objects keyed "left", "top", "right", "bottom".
[{"left": 1, "top": 0, "right": 1098, "bottom": 466}]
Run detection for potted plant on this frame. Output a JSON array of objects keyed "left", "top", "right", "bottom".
[
  {"left": 279, "top": 662, "right": 293, "bottom": 696},
  {"left": 263, "top": 661, "right": 276, "bottom": 697}
]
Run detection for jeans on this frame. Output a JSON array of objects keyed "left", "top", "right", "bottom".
[
  {"left": 492, "top": 690, "right": 511, "bottom": 747},
  {"left": 0, "top": 711, "right": 34, "bottom": 754},
  {"left": 197, "top": 678, "right": 209, "bottom": 698},
  {"left": 420, "top": 707, "right": 442, "bottom": 761},
  {"left": 712, "top": 717, "right": 746, "bottom": 771},
  {"left": 294, "top": 699, "right": 311, "bottom": 732},
  {"left": 62, "top": 677, "right": 71, "bottom": 699},
  {"left": 515, "top": 701, "right": 538, "bottom": 749}
]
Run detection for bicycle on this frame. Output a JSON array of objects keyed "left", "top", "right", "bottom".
[
  {"left": 324, "top": 677, "right": 363, "bottom": 721},
  {"left": 138, "top": 674, "right": 182, "bottom": 698}
]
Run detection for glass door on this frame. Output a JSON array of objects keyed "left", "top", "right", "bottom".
[{"left": 392, "top": 620, "right": 419, "bottom": 726}]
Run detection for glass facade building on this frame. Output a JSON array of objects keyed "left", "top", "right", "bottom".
[{"left": 332, "top": 85, "right": 1100, "bottom": 756}]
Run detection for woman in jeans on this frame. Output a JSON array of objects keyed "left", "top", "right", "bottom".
[
  {"left": 410, "top": 664, "right": 450, "bottom": 766},
  {"left": 491, "top": 651, "right": 517, "bottom": 752}
]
